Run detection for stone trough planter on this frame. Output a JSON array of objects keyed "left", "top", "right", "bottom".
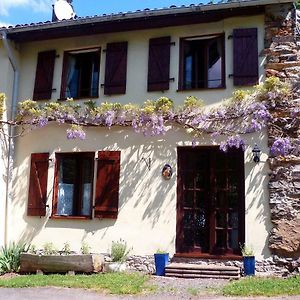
[{"left": 20, "top": 253, "right": 104, "bottom": 274}]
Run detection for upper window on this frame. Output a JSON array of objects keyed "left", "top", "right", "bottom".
[
  {"left": 179, "top": 34, "right": 225, "bottom": 90},
  {"left": 60, "top": 48, "right": 100, "bottom": 99},
  {"left": 54, "top": 152, "right": 94, "bottom": 217}
]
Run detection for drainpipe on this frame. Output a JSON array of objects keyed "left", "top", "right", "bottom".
[{"left": 0, "top": 30, "right": 19, "bottom": 246}]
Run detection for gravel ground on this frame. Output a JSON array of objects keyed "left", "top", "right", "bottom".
[{"left": 148, "top": 275, "right": 228, "bottom": 297}]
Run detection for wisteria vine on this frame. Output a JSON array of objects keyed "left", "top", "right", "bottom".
[{"left": 0, "top": 77, "right": 299, "bottom": 157}]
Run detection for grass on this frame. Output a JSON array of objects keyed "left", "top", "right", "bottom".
[
  {"left": 2, "top": 273, "right": 300, "bottom": 297},
  {"left": 0, "top": 273, "right": 150, "bottom": 295},
  {"left": 223, "top": 276, "right": 300, "bottom": 296}
]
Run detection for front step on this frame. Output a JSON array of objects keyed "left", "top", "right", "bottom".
[{"left": 165, "top": 263, "right": 240, "bottom": 279}]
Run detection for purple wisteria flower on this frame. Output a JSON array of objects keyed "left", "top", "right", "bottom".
[
  {"left": 104, "top": 110, "right": 115, "bottom": 127},
  {"left": 116, "top": 111, "right": 126, "bottom": 125},
  {"left": 220, "top": 135, "right": 246, "bottom": 152},
  {"left": 37, "top": 116, "right": 48, "bottom": 128},
  {"left": 66, "top": 125, "right": 86, "bottom": 140},
  {"left": 291, "top": 107, "right": 300, "bottom": 118},
  {"left": 271, "top": 137, "right": 291, "bottom": 156},
  {"left": 266, "top": 91, "right": 278, "bottom": 100}
]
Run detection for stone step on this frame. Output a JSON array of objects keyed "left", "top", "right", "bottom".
[
  {"left": 165, "top": 272, "right": 239, "bottom": 279},
  {"left": 166, "top": 262, "right": 239, "bottom": 271},
  {"left": 166, "top": 268, "right": 239, "bottom": 276},
  {"left": 165, "top": 263, "right": 240, "bottom": 279}
]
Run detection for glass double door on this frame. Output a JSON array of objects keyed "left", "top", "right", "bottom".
[{"left": 176, "top": 147, "right": 245, "bottom": 256}]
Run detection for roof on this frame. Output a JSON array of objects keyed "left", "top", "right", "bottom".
[{"left": 1, "top": 0, "right": 295, "bottom": 43}]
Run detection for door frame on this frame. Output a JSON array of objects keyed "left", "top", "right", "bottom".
[{"left": 175, "top": 146, "right": 245, "bottom": 258}]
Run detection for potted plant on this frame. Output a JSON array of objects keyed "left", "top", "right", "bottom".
[
  {"left": 105, "top": 239, "right": 130, "bottom": 272},
  {"left": 154, "top": 249, "right": 169, "bottom": 276},
  {"left": 241, "top": 244, "right": 255, "bottom": 276}
]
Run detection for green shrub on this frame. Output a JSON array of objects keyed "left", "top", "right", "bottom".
[
  {"left": 42, "top": 242, "right": 58, "bottom": 255},
  {"left": 0, "top": 242, "right": 29, "bottom": 274},
  {"left": 61, "top": 242, "right": 71, "bottom": 255},
  {"left": 111, "top": 239, "right": 131, "bottom": 262},
  {"left": 80, "top": 242, "right": 91, "bottom": 255}
]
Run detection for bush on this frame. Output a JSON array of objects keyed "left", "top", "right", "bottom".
[
  {"left": 0, "top": 242, "right": 29, "bottom": 274},
  {"left": 111, "top": 239, "right": 131, "bottom": 262},
  {"left": 42, "top": 242, "right": 58, "bottom": 255}
]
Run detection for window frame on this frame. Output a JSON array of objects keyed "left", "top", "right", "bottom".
[
  {"left": 60, "top": 47, "right": 101, "bottom": 100},
  {"left": 178, "top": 33, "right": 226, "bottom": 91},
  {"left": 52, "top": 152, "right": 95, "bottom": 219}
]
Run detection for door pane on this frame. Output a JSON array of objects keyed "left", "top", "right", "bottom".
[
  {"left": 194, "top": 210, "right": 208, "bottom": 250},
  {"left": 184, "top": 191, "right": 194, "bottom": 208},
  {"left": 216, "top": 229, "right": 226, "bottom": 248},
  {"left": 228, "top": 229, "right": 239, "bottom": 249},
  {"left": 216, "top": 210, "right": 227, "bottom": 228},
  {"left": 195, "top": 191, "right": 205, "bottom": 208},
  {"left": 184, "top": 172, "right": 194, "bottom": 189},
  {"left": 183, "top": 228, "right": 194, "bottom": 247},
  {"left": 183, "top": 211, "right": 194, "bottom": 228}
]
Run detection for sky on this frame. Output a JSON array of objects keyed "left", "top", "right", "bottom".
[{"left": 0, "top": 0, "right": 205, "bottom": 27}]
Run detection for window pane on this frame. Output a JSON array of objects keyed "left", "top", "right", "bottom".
[
  {"left": 208, "top": 39, "right": 222, "bottom": 88},
  {"left": 81, "top": 158, "right": 93, "bottom": 216},
  {"left": 66, "top": 55, "right": 79, "bottom": 98},
  {"left": 57, "top": 158, "right": 76, "bottom": 215},
  {"left": 91, "top": 57, "right": 99, "bottom": 97},
  {"left": 185, "top": 55, "right": 193, "bottom": 89}
]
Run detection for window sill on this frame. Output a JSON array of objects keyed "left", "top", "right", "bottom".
[
  {"left": 50, "top": 215, "right": 92, "bottom": 220},
  {"left": 177, "top": 86, "right": 226, "bottom": 92},
  {"left": 58, "top": 96, "right": 99, "bottom": 101}
]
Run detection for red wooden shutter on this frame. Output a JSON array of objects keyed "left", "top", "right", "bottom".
[
  {"left": 27, "top": 153, "right": 49, "bottom": 216},
  {"left": 94, "top": 151, "right": 121, "bottom": 219},
  {"left": 147, "top": 36, "right": 171, "bottom": 92},
  {"left": 104, "top": 42, "right": 128, "bottom": 95},
  {"left": 33, "top": 50, "right": 56, "bottom": 101},
  {"left": 233, "top": 28, "right": 258, "bottom": 86}
]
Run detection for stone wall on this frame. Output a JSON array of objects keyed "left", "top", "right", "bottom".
[{"left": 265, "top": 3, "right": 300, "bottom": 259}]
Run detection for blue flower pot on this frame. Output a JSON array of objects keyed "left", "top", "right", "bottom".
[
  {"left": 154, "top": 253, "right": 169, "bottom": 276},
  {"left": 243, "top": 256, "right": 255, "bottom": 276}
]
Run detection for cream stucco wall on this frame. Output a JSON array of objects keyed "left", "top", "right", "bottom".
[
  {"left": 0, "top": 43, "right": 15, "bottom": 248},
  {"left": 0, "top": 40, "right": 21, "bottom": 247},
  {"left": 8, "top": 124, "right": 271, "bottom": 259},
  {"left": 2, "top": 13, "right": 273, "bottom": 258}
]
